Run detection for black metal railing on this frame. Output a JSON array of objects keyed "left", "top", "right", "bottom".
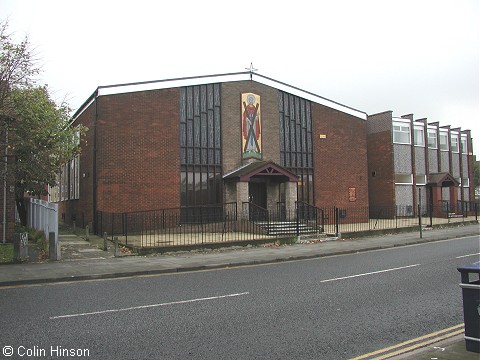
[{"left": 95, "top": 201, "right": 478, "bottom": 248}]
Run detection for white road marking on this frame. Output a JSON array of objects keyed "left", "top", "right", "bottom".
[
  {"left": 456, "top": 253, "right": 480, "bottom": 259},
  {"left": 319, "top": 264, "right": 421, "bottom": 283},
  {"left": 50, "top": 292, "right": 250, "bottom": 320}
]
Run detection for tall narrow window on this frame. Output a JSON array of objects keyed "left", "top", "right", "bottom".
[
  {"left": 413, "top": 126, "right": 425, "bottom": 146},
  {"left": 450, "top": 134, "right": 459, "bottom": 153},
  {"left": 427, "top": 129, "right": 437, "bottom": 149},
  {"left": 279, "top": 91, "right": 314, "bottom": 204},
  {"left": 439, "top": 131, "right": 449, "bottom": 151},
  {"left": 180, "top": 84, "right": 222, "bottom": 208},
  {"left": 460, "top": 135, "right": 468, "bottom": 154}
]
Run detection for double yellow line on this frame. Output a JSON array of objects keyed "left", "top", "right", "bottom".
[{"left": 351, "top": 324, "right": 464, "bottom": 360}]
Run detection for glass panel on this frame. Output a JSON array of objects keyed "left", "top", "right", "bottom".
[
  {"left": 414, "top": 127, "right": 424, "bottom": 146},
  {"left": 180, "top": 172, "right": 187, "bottom": 206},
  {"left": 187, "top": 148, "right": 193, "bottom": 164},
  {"left": 279, "top": 115, "right": 284, "bottom": 151},
  {"left": 201, "top": 113, "right": 207, "bottom": 147},
  {"left": 296, "top": 124, "right": 301, "bottom": 152},
  {"left": 439, "top": 132, "right": 449, "bottom": 150},
  {"left": 194, "top": 171, "right": 202, "bottom": 204},
  {"left": 284, "top": 117, "right": 290, "bottom": 151},
  {"left": 207, "top": 84, "right": 214, "bottom": 109},
  {"left": 187, "top": 171, "right": 194, "bottom": 204},
  {"left": 214, "top": 107, "right": 221, "bottom": 148},
  {"left": 278, "top": 91, "right": 283, "bottom": 111},
  {"left": 295, "top": 97, "right": 300, "bottom": 123},
  {"left": 194, "top": 148, "right": 200, "bottom": 164},
  {"left": 208, "top": 149, "right": 214, "bottom": 165},
  {"left": 451, "top": 135, "right": 459, "bottom": 153},
  {"left": 415, "top": 174, "right": 426, "bottom": 185},
  {"left": 395, "top": 173, "right": 413, "bottom": 184},
  {"left": 461, "top": 137, "right": 468, "bottom": 154},
  {"left": 208, "top": 110, "right": 214, "bottom": 148},
  {"left": 214, "top": 83, "right": 220, "bottom": 106},
  {"left": 194, "top": 116, "right": 200, "bottom": 147},
  {"left": 180, "top": 88, "right": 186, "bottom": 123},
  {"left": 180, "top": 148, "right": 186, "bottom": 164},
  {"left": 290, "top": 96, "right": 295, "bottom": 119},
  {"left": 193, "top": 86, "right": 200, "bottom": 116},
  {"left": 393, "top": 123, "right": 411, "bottom": 144},
  {"left": 201, "top": 172, "right": 208, "bottom": 204},
  {"left": 180, "top": 123, "right": 186, "bottom": 146},
  {"left": 306, "top": 103, "right": 312, "bottom": 132},
  {"left": 290, "top": 121, "right": 296, "bottom": 152},
  {"left": 186, "top": 87, "right": 193, "bottom": 119},
  {"left": 187, "top": 120, "right": 193, "bottom": 146},
  {"left": 301, "top": 99, "right": 306, "bottom": 128},
  {"left": 428, "top": 130, "right": 437, "bottom": 149},
  {"left": 200, "top": 85, "right": 207, "bottom": 113}
]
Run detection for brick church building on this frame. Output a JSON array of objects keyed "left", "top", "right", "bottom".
[{"left": 51, "top": 71, "right": 475, "bottom": 231}]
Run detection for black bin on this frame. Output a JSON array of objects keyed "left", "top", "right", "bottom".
[{"left": 457, "top": 261, "right": 480, "bottom": 353}]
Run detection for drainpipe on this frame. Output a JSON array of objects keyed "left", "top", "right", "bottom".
[
  {"left": 2, "top": 128, "right": 7, "bottom": 244},
  {"left": 92, "top": 90, "right": 98, "bottom": 234}
]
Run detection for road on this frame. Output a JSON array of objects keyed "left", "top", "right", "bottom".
[{"left": 0, "top": 235, "right": 478, "bottom": 359}]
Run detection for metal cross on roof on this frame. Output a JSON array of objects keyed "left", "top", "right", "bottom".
[{"left": 245, "top": 62, "right": 258, "bottom": 80}]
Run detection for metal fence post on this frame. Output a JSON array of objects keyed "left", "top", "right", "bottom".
[
  {"left": 335, "top": 207, "right": 339, "bottom": 237},
  {"left": 418, "top": 188, "right": 422, "bottom": 238}
]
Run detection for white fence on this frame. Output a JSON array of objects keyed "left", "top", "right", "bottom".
[{"left": 27, "top": 198, "right": 58, "bottom": 245}]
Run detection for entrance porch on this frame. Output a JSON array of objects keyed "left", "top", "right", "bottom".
[{"left": 223, "top": 161, "right": 298, "bottom": 221}]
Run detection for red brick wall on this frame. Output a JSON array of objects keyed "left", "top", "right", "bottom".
[
  {"left": 366, "top": 112, "right": 396, "bottom": 208},
  {"left": 312, "top": 104, "right": 369, "bottom": 209},
  {"left": 96, "top": 88, "right": 180, "bottom": 213}
]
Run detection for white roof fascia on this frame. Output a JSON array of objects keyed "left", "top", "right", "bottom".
[
  {"left": 253, "top": 74, "right": 367, "bottom": 120},
  {"left": 94, "top": 71, "right": 367, "bottom": 120},
  {"left": 97, "top": 73, "right": 249, "bottom": 97}
]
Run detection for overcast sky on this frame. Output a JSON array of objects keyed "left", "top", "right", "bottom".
[{"left": 3, "top": 0, "right": 479, "bottom": 157}]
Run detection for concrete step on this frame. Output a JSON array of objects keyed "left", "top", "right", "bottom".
[{"left": 255, "top": 221, "right": 320, "bottom": 236}]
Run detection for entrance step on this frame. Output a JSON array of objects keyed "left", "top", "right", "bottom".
[
  {"left": 448, "top": 213, "right": 464, "bottom": 218},
  {"left": 254, "top": 221, "right": 320, "bottom": 236}
]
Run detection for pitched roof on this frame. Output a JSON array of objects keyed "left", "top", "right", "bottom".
[
  {"left": 428, "top": 173, "right": 459, "bottom": 186},
  {"left": 73, "top": 71, "right": 367, "bottom": 121},
  {"left": 223, "top": 161, "right": 298, "bottom": 182}
]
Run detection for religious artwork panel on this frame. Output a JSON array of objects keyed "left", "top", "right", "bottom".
[{"left": 241, "top": 93, "right": 262, "bottom": 160}]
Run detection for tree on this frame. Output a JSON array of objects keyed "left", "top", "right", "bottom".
[
  {"left": 11, "top": 86, "right": 86, "bottom": 225},
  {"left": 0, "top": 20, "right": 40, "bottom": 118},
  {"left": 1, "top": 20, "right": 86, "bottom": 226}
]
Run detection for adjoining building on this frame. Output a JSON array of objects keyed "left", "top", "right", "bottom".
[
  {"left": 50, "top": 71, "right": 475, "bottom": 234},
  {"left": 367, "top": 111, "right": 475, "bottom": 216}
]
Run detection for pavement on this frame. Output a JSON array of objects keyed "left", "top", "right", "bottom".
[{"left": 1, "top": 222, "right": 479, "bottom": 359}]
